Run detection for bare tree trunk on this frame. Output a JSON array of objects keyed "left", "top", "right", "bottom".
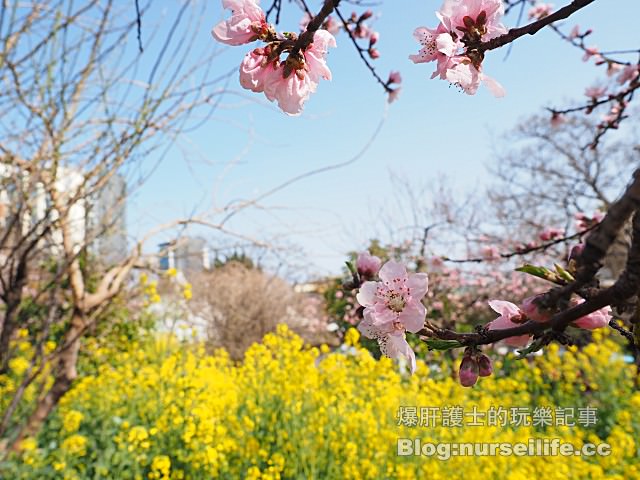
[
  {"left": 0, "top": 301, "right": 20, "bottom": 373},
  {"left": 8, "top": 311, "right": 83, "bottom": 452}
]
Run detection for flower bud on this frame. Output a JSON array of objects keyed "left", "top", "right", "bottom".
[
  {"left": 360, "top": 9, "right": 373, "bottom": 20},
  {"left": 568, "top": 243, "right": 585, "bottom": 261},
  {"left": 477, "top": 354, "right": 493, "bottom": 377},
  {"left": 458, "top": 355, "right": 479, "bottom": 387},
  {"left": 521, "top": 295, "right": 552, "bottom": 323},
  {"left": 356, "top": 252, "right": 381, "bottom": 279}
]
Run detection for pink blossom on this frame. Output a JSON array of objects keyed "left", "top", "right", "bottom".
[
  {"left": 212, "top": 0, "right": 267, "bottom": 46},
  {"left": 568, "top": 25, "right": 581, "bottom": 39},
  {"left": 369, "top": 31, "right": 380, "bottom": 46},
  {"left": 368, "top": 47, "right": 380, "bottom": 59},
  {"left": 253, "top": 30, "right": 336, "bottom": 115},
  {"left": 299, "top": 12, "right": 312, "bottom": 31},
  {"left": 571, "top": 298, "right": 612, "bottom": 330},
  {"left": 487, "top": 300, "right": 531, "bottom": 347},
  {"left": 606, "top": 62, "right": 623, "bottom": 77},
  {"left": 584, "top": 86, "right": 606, "bottom": 100},
  {"left": 409, "top": 25, "right": 459, "bottom": 67},
  {"left": 521, "top": 295, "right": 552, "bottom": 323},
  {"left": 356, "top": 252, "right": 382, "bottom": 279},
  {"left": 601, "top": 104, "right": 623, "bottom": 126},
  {"left": 410, "top": 2, "right": 506, "bottom": 95},
  {"left": 582, "top": 46, "right": 599, "bottom": 62},
  {"left": 430, "top": 256, "right": 444, "bottom": 268},
  {"left": 356, "top": 260, "right": 428, "bottom": 334},
  {"left": 528, "top": 3, "right": 553, "bottom": 20},
  {"left": 575, "top": 210, "right": 604, "bottom": 230},
  {"left": 481, "top": 245, "right": 500, "bottom": 260},
  {"left": 324, "top": 17, "right": 341, "bottom": 35},
  {"left": 618, "top": 64, "right": 640, "bottom": 85},
  {"left": 239, "top": 48, "right": 274, "bottom": 92},
  {"left": 539, "top": 227, "right": 563, "bottom": 241},
  {"left": 358, "top": 312, "right": 417, "bottom": 373},
  {"left": 353, "top": 22, "right": 371, "bottom": 39},
  {"left": 446, "top": 61, "right": 506, "bottom": 97},
  {"left": 387, "top": 71, "right": 402, "bottom": 85},
  {"left": 301, "top": 13, "right": 341, "bottom": 35},
  {"left": 438, "top": 0, "right": 507, "bottom": 41}
]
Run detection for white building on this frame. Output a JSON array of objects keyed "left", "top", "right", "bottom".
[{"left": 0, "top": 164, "right": 126, "bottom": 264}]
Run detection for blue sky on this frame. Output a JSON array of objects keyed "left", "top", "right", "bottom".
[{"left": 128, "top": 0, "right": 639, "bottom": 279}]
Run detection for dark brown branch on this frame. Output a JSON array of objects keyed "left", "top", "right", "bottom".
[
  {"left": 290, "top": 0, "right": 340, "bottom": 57},
  {"left": 479, "top": 0, "right": 596, "bottom": 53},
  {"left": 333, "top": 6, "right": 391, "bottom": 93},
  {"left": 134, "top": 0, "right": 143, "bottom": 53},
  {"left": 442, "top": 227, "right": 594, "bottom": 264}
]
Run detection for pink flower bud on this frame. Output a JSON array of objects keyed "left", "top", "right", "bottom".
[
  {"left": 356, "top": 252, "right": 382, "bottom": 279},
  {"left": 571, "top": 299, "right": 612, "bottom": 330},
  {"left": 521, "top": 295, "right": 552, "bottom": 323},
  {"left": 569, "top": 243, "right": 585, "bottom": 261},
  {"left": 369, "top": 31, "right": 379, "bottom": 46},
  {"left": 539, "top": 227, "right": 563, "bottom": 241},
  {"left": 459, "top": 355, "right": 479, "bottom": 387},
  {"left": 477, "top": 354, "right": 493, "bottom": 377},
  {"left": 368, "top": 47, "right": 380, "bottom": 59},
  {"left": 360, "top": 10, "right": 374, "bottom": 20}
]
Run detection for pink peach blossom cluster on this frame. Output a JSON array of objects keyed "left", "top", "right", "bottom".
[
  {"left": 356, "top": 260, "right": 428, "bottom": 373},
  {"left": 212, "top": 0, "right": 336, "bottom": 115},
  {"left": 410, "top": 0, "right": 507, "bottom": 96}
]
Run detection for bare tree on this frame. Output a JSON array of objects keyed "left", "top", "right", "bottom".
[
  {"left": 0, "top": 0, "right": 231, "bottom": 452},
  {"left": 190, "top": 261, "right": 301, "bottom": 360},
  {"left": 489, "top": 114, "right": 637, "bottom": 278}
]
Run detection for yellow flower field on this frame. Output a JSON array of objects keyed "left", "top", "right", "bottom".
[{"left": 2, "top": 326, "right": 639, "bottom": 479}]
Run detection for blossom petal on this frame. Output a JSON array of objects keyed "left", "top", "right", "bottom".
[
  {"left": 573, "top": 306, "right": 612, "bottom": 330},
  {"left": 407, "top": 273, "right": 428, "bottom": 300},
  {"left": 398, "top": 301, "right": 426, "bottom": 333},
  {"left": 378, "top": 260, "right": 408, "bottom": 284},
  {"left": 488, "top": 300, "right": 519, "bottom": 317},
  {"left": 482, "top": 74, "right": 506, "bottom": 98},
  {"left": 356, "top": 281, "right": 378, "bottom": 307},
  {"left": 382, "top": 333, "right": 417, "bottom": 374}
]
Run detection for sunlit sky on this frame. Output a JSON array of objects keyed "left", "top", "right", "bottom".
[{"left": 128, "top": 0, "right": 639, "bottom": 280}]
